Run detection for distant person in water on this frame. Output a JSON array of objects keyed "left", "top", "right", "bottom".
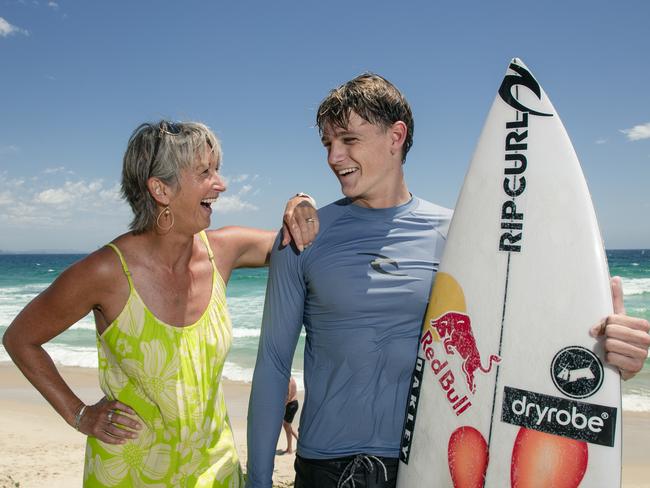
[
  {"left": 280, "top": 376, "right": 299, "bottom": 455},
  {"left": 2, "top": 120, "right": 318, "bottom": 487}
]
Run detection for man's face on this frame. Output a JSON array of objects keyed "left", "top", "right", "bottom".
[{"left": 321, "top": 111, "right": 404, "bottom": 208}]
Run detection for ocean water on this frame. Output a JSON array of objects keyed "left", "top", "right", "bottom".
[
  {"left": 0, "top": 250, "right": 648, "bottom": 410},
  {"left": 0, "top": 255, "right": 306, "bottom": 388}
]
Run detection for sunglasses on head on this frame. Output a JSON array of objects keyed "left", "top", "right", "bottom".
[
  {"left": 149, "top": 121, "right": 182, "bottom": 171},
  {"left": 157, "top": 121, "right": 182, "bottom": 137}
]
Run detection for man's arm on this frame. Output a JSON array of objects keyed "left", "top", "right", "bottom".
[{"left": 246, "top": 235, "right": 306, "bottom": 487}]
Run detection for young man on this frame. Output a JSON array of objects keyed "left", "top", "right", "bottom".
[{"left": 246, "top": 74, "right": 650, "bottom": 488}]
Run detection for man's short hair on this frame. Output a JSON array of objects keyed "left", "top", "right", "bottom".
[{"left": 316, "top": 73, "right": 414, "bottom": 163}]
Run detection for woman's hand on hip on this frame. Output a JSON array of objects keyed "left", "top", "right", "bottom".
[{"left": 78, "top": 397, "right": 143, "bottom": 444}]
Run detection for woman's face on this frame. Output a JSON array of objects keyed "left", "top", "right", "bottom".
[{"left": 168, "top": 145, "right": 226, "bottom": 235}]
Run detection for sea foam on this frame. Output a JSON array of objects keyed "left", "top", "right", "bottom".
[{"left": 621, "top": 277, "right": 650, "bottom": 296}]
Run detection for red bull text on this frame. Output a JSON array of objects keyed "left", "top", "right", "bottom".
[{"left": 420, "top": 311, "right": 501, "bottom": 416}]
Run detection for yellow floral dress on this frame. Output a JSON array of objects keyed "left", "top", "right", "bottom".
[{"left": 84, "top": 232, "right": 243, "bottom": 487}]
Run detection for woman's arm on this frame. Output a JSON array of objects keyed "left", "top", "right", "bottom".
[
  {"left": 208, "top": 226, "right": 277, "bottom": 282},
  {"left": 2, "top": 249, "right": 141, "bottom": 443},
  {"left": 207, "top": 193, "right": 319, "bottom": 281}
]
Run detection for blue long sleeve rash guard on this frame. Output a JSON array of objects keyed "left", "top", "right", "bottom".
[{"left": 246, "top": 197, "right": 451, "bottom": 487}]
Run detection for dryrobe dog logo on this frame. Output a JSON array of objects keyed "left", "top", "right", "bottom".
[
  {"left": 357, "top": 252, "right": 407, "bottom": 276},
  {"left": 551, "top": 346, "right": 604, "bottom": 399},
  {"left": 502, "top": 386, "right": 617, "bottom": 447},
  {"left": 498, "top": 61, "right": 553, "bottom": 117}
]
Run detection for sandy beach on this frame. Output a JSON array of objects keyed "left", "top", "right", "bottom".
[
  {"left": 0, "top": 363, "right": 648, "bottom": 488},
  {"left": 0, "top": 364, "right": 299, "bottom": 487}
]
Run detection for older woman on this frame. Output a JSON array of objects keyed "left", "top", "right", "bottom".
[{"left": 2, "top": 121, "right": 317, "bottom": 487}]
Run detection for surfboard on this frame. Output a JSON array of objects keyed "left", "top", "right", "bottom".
[{"left": 397, "top": 58, "right": 621, "bottom": 487}]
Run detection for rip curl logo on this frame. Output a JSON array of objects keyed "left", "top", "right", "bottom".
[
  {"left": 498, "top": 61, "right": 553, "bottom": 117},
  {"left": 358, "top": 252, "right": 407, "bottom": 276}
]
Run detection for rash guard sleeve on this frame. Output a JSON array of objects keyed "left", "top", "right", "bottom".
[{"left": 246, "top": 235, "right": 306, "bottom": 488}]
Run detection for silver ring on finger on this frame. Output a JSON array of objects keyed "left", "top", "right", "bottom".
[
  {"left": 107, "top": 409, "right": 115, "bottom": 423},
  {"left": 306, "top": 218, "right": 315, "bottom": 223}
]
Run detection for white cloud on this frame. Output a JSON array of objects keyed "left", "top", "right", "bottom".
[
  {"left": 35, "top": 180, "right": 107, "bottom": 205},
  {"left": 0, "top": 17, "right": 29, "bottom": 37},
  {"left": 0, "top": 173, "right": 24, "bottom": 187},
  {"left": 1, "top": 169, "right": 259, "bottom": 235},
  {"left": 222, "top": 173, "right": 260, "bottom": 185},
  {"left": 215, "top": 195, "right": 258, "bottom": 213},
  {"left": 36, "top": 187, "right": 74, "bottom": 204},
  {"left": 48, "top": 1, "right": 59, "bottom": 8},
  {"left": 43, "top": 166, "right": 66, "bottom": 174},
  {"left": 0, "top": 190, "right": 13, "bottom": 205},
  {"left": 0, "top": 175, "right": 129, "bottom": 227},
  {"left": 206, "top": 173, "right": 261, "bottom": 213},
  {"left": 595, "top": 139, "right": 607, "bottom": 145},
  {"left": 0, "top": 145, "right": 20, "bottom": 155},
  {"left": 97, "top": 183, "right": 122, "bottom": 204},
  {"left": 213, "top": 181, "right": 259, "bottom": 213},
  {"left": 35, "top": 180, "right": 97, "bottom": 206},
  {"left": 229, "top": 174, "right": 249, "bottom": 184},
  {"left": 620, "top": 122, "right": 650, "bottom": 141}
]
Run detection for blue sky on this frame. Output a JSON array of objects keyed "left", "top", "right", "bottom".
[{"left": 1, "top": 0, "right": 648, "bottom": 251}]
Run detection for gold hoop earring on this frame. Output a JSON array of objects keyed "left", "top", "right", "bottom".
[{"left": 156, "top": 206, "right": 174, "bottom": 233}]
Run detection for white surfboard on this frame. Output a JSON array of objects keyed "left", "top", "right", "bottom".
[{"left": 397, "top": 58, "right": 621, "bottom": 487}]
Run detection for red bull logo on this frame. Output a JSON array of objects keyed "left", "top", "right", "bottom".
[
  {"left": 420, "top": 310, "right": 501, "bottom": 416},
  {"left": 431, "top": 312, "right": 501, "bottom": 394},
  {"left": 421, "top": 329, "right": 474, "bottom": 416},
  {"left": 419, "top": 272, "right": 502, "bottom": 416}
]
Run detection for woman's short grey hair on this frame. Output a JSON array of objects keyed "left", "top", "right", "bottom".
[{"left": 121, "top": 121, "right": 221, "bottom": 233}]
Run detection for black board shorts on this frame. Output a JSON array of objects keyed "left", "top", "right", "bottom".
[
  {"left": 284, "top": 399, "right": 299, "bottom": 423},
  {"left": 294, "top": 454, "right": 398, "bottom": 488}
]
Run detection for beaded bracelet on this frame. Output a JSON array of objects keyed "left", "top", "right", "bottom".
[{"left": 74, "top": 403, "right": 87, "bottom": 431}]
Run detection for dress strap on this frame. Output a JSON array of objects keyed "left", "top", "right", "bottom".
[
  {"left": 198, "top": 231, "right": 215, "bottom": 262},
  {"left": 105, "top": 243, "right": 134, "bottom": 290},
  {"left": 198, "top": 230, "right": 222, "bottom": 293}
]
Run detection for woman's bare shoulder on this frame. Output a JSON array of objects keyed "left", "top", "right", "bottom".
[{"left": 66, "top": 233, "right": 132, "bottom": 288}]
